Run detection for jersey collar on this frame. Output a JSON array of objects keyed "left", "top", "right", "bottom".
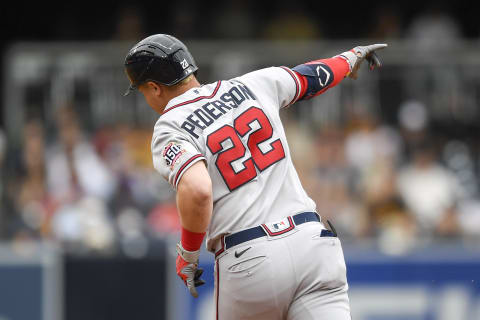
[{"left": 162, "top": 81, "right": 222, "bottom": 115}]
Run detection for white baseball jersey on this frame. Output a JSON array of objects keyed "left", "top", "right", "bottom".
[{"left": 151, "top": 66, "right": 317, "bottom": 251}]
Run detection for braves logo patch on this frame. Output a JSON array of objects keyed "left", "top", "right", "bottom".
[{"left": 163, "top": 142, "right": 186, "bottom": 169}]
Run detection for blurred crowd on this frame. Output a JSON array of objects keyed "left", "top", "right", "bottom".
[
  {"left": 0, "top": 106, "right": 179, "bottom": 257},
  {"left": 1, "top": 99, "right": 479, "bottom": 257},
  {"left": 285, "top": 99, "right": 480, "bottom": 255},
  {"left": 109, "top": 2, "right": 471, "bottom": 43},
  {"left": 1, "top": 1, "right": 480, "bottom": 257}
]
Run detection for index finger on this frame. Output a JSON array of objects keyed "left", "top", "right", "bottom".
[{"left": 367, "top": 43, "right": 388, "bottom": 52}]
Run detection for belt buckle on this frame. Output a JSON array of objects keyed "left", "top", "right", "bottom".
[{"left": 261, "top": 216, "right": 295, "bottom": 237}]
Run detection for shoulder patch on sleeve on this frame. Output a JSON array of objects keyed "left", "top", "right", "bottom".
[{"left": 162, "top": 142, "right": 187, "bottom": 170}]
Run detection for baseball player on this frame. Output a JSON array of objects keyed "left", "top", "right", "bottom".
[{"left": 124, "top": 34, "right": 386, "bottom": 320}]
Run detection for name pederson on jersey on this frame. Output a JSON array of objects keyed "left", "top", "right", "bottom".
[{"left": 151, "top": 67, "right": 316, "bottom": 251}]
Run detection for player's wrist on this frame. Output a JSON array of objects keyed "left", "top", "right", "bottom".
[
  {"left": 176, "top": 242, "right": 201, "bottom": 264},
  {"left": 181, "top": 227, "right": 205, "bottom": 252},
  {"left": 336, "top": 51, "right": 357, "bottom": 72}
]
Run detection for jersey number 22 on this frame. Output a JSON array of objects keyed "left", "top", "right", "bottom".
[{"left": 207, "top": 107, "right": 285, "bottom": 191}]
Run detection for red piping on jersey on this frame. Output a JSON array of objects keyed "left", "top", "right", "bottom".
[
  {"left": 293, "top": 72, "right": 309, "bottom": 99},
  {"left": 279, "top": 67, "right": 301, "bottom": 106},
  {"left": 163, "top": 81, "right": 222, "bottom": 115},
  {"left": 173, "top": 154, "right": 204, "bottom": 187}
]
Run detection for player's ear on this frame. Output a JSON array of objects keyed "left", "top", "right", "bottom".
[{"left": 146, "top": 81, "right": 162, "bottom": 97}]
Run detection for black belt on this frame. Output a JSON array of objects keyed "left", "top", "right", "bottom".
[{"left": 215, "top": 212, "right": 336, "bottom": 258}]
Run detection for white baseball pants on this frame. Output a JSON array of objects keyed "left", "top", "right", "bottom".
[{"left": 214, "top": 221, "right": 351, "bottom": 320}]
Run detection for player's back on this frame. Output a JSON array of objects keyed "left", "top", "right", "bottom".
[{"left": 152, "top": 67, "right": 316, "bottom": 250}]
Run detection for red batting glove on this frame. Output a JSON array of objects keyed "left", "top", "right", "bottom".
[{"left": 176, "top": 243, "right": 205, "bottom": 298}]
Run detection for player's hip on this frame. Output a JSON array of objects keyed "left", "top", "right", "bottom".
[
  {"left": 213, "top": 211, "right": 333, "bottom": 258},
  {"left": 213, "top": 216, "right": 348, "bottom": 319}
]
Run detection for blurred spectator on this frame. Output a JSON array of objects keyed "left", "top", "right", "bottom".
[
  {"left": 93, "top": 124, "right": 179, "bottom": 240},
  {"left": 372, "top": 197, "right": 417, "bottom": 255},
  {"left": 406, "top": 4, "right": 462, "bottom": 52},
  {"left": 397, "top": 99, "right": 430, "bottom": 156},
  {"left": 456, "top": 199, "right": 480, "bottom": 238},
  {"left": 44, "top": 106, "right": 118, "bottom": 252},
  {"left": 148, "top": 200, "right": 181, "bottom": 236},
  {"left": 396, "top": 100, "right": 471, "bottom": 239},
  {"left": 94, "top": 124, "right": 173, "bottom": 211},
  {"left": 282, "top": 115, "right": 317, "bottom": 190},
  {"left": 311, "top": 127, "right": 369, "bottom": 239},
  {"left": 7, "top": 120, "right": 56, "bottom": 239},
  {"left": 398, "top": 100, "right": 429, "bottom": 133},
  {"left": 46, "top": 106, "right": 117, "bottom": 204},
  {"left": 342, "top": 112, "right": 414, "bottom": 243},
  {"left": 51, "top": 196, "right": 115, "bottom": 253},
  {"left": 117, "top": 206, "right": 150, "bottom": 258},
  {"left": 344, "top": 112, "right": 402, "bottom": 192},
  {"left": 442, "top": 140, "right": 478, "bottom": 198},
  {"left": 397, "top": 141, "right": 463, "bottom": 237},
  {"left": 442, "top": 141, "right": 480, "bottom": 238},
  {"left": 284, "top": 120, "right": 367, "bottom": 240}
]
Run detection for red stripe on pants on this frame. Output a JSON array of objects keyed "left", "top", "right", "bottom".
[{"left": 216, "top": 259, "right": 220, "bottom": 320}]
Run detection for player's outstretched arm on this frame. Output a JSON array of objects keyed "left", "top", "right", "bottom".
[
  {"left": 292, "top": 43, "right": 387, "bottom": 101},
  {"left": 175, "top": 161, "right": 212, "bottom": 298}
]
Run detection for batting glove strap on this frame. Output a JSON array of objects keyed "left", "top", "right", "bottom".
[
  {"left": 176, "top": 242, "right": 200, "bottom": 264},
  {"left": 336, "top": 51, "right": 357, "bottom": 72}
]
